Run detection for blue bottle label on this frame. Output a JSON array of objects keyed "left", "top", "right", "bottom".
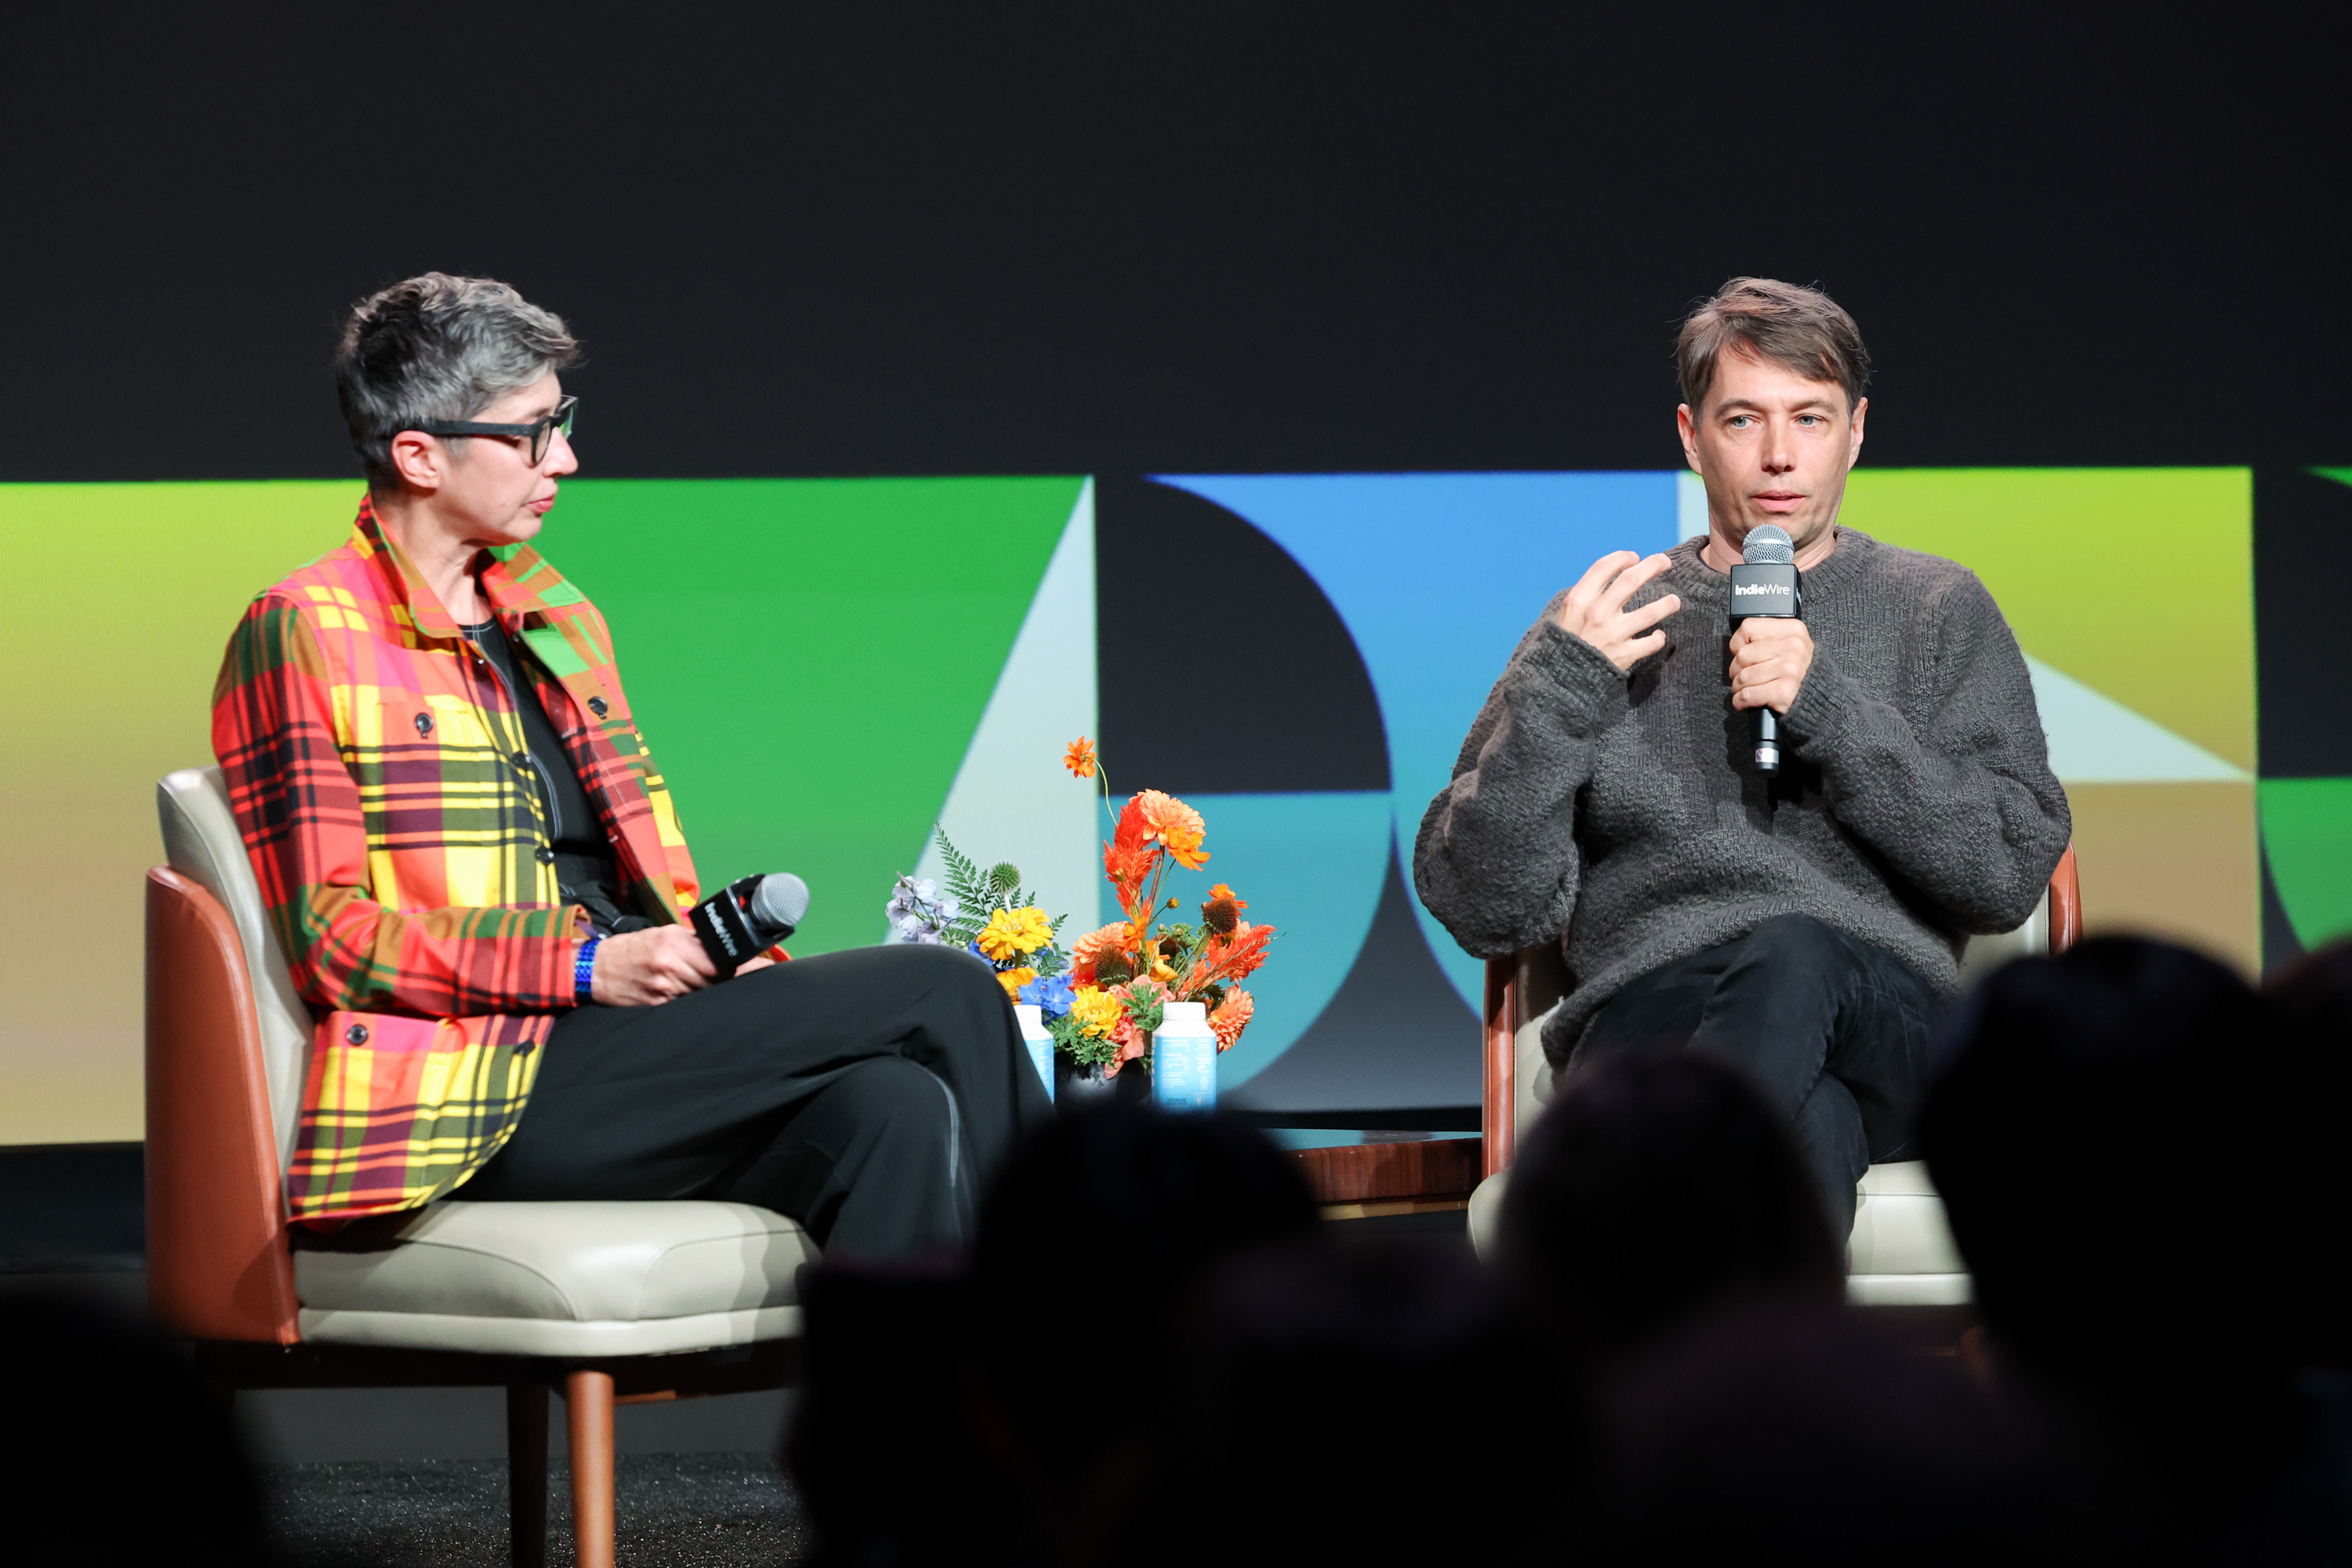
[{"left": 1152, "top": 1028, "right": 1217, "bottom": 1112}]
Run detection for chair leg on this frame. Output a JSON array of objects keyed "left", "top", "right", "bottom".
[
  {"left": 566, "top": 1369, "right": 617, "bottom": 1568},
  {"left": 506, "top": 1384, "right": 549, "bottom": 1568}
]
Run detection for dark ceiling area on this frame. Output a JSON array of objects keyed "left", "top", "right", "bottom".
[{"left": 2, "top": 5, "right": 2341, "bottom": 481}]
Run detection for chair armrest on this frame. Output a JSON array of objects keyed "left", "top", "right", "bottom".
[
  {"left": 1482, "top": 942, "right": 1573, "bottom": 1178},
  {"left": 2049, "top": 844, "right": 2080, "bottom": 954},
  {"left": 1483, "top": 957, "right": 1515, "bottom": 1179}
]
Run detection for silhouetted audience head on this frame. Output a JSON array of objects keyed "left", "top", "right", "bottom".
[
  {"left": 2, "top": 1290, "right": 270, "bottom": 1566},
  {"left": 2266, "top": 938, "right": 2352, "bottom": 1048},
  {"left": 793, "top": 1108, "right": 1317, "bottom": 1567},
  {"left": 1922, "top": 938, "right": 2285, "bottom": 1396},
  {"left": 1496, "top": 1050, "right": 1842, "bottom": 1363},
  {"left": 2266, "top": 938, "right": 2352, "bottom": 1369},
  {"left": 1134, "top": 1239, "right": 1557, "bottom": 1566},
  {"left": 1599, "top": 1303, "right": 2092, "bottom": 1566},
  {"left": 964, "top": 1107, "right": 1321, "bottom": 1565},
  {"left": 1919, "top": 936, "right": 2352, "bottom": 1551}
]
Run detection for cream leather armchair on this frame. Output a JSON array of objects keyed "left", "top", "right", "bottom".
[
  {"left": 1465, "top": 849, "right": 2080, "bottom": 1308},
  {"left": 146, "top": 766, "right": 815, "bottom": 1568}
]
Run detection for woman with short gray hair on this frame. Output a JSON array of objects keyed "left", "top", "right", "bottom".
[{"left": 212, "top": 272, "right": 1048, "bottom": 1247}]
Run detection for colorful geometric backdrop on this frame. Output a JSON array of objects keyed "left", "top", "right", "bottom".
[{"left": 5, "top": 469, "right": 2341, "bottom": 1142}]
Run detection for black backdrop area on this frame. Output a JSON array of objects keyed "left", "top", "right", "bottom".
[{"left": 2, "top": 4, "right": 2344, "bottom": 482}]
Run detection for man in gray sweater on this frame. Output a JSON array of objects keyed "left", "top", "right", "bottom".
[{"left": 1414, "top": 278, "right": 2071, "bottom": 1231}]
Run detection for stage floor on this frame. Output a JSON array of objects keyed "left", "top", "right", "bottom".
[{"left": 269, "top": 1453, "right": 808, "bottom": 1567}]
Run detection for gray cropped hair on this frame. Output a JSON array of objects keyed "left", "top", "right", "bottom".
[{"left": 334, "top": 274, "right": 579, "bottom": 487}]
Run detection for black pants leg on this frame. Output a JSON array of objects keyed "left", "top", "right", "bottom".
[
  {"left": 463, "top": 943, "right": 1052, "bottom": 1260},
  {"left": 1571, "top": 915, "right": 1944, "bottom": 1236}
]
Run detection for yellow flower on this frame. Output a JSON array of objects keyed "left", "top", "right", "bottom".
[
  {"left": 977, "top": 906, "right": 1054, "bottom": 961},
  {"left": 995, "top": 967, "right": 1037, "bottom": 1001},
  {"left": 1066, "top": 985, "right": 1124, "bottom": 1039}
]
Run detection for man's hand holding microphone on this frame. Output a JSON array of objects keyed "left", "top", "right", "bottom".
[
  {"left": 1554, "top": 539, "right": 1815, "bottom": 771},
  {"left": 1727, "top": 616, "right": 1814, "bottom": 716}
]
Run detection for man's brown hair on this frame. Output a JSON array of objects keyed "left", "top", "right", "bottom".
[{"left": 1676, "top": 278, "right": 1871, "bottom": 417}]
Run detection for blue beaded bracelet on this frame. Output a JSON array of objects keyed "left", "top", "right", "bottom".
[{"left": 575, "top": 935, "right": 602, "bottom": 1003}]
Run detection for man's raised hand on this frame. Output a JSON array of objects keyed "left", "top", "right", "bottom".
[{"left": 1554, "top": 551, "right": 1681, "bottom": 671}]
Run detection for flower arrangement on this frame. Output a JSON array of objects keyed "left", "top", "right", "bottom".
[
  {"left": 887, "top": 833, "right": 1070, "bottom": 1004},
  {"left": 1043, "top": 737, "right": 1274, "bottom": 1077}
]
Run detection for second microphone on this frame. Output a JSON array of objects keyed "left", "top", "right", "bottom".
[{"left": 690, "top": 873, "right": 811, "bottom": 976}]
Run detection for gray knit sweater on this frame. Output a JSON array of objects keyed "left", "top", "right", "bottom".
[{"left": 1413, "top": 528, "right": 2071, "bottom": 1066}]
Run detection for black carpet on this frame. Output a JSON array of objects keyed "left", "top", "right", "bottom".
[{"left": 268, "top": 1453, "right": 811, "bottom": 1566}]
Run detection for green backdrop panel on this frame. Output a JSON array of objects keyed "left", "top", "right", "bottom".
[
  {"left": 5, "top": 481, "right": 363, "bottom": 794},
  {"left": 1841, "top": 470, "right": 2255, "bottom": 771},
  {"left": 2260, "top": 778, "right": 2352, "bottom": 949},
  {"left": 543, "top": 477, "right": 1084, "bottom": 954}
]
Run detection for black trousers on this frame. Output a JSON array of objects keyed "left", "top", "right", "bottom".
[
  {"left": 1572, "top": 914, "right": 1944, "bottom": 1235},
  {"left": 464, "top": 943, "right": 1054, "bottom": 1261}
]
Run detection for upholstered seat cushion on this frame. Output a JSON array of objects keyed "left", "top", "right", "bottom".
[
  {"left": 1465, "top": 1160, "right": 1970, "bottom": 1308},
  {"left": 295, "top": 1200, "right": 817, "bottom": 1356}
]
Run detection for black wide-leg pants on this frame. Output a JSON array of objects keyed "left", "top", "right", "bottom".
[
  {"left": 463, "top": 943, "right": 1053, "bottom": 1261},
  {"left": 1571, "top": 914, "right": 1945, "bottom": 1236}
]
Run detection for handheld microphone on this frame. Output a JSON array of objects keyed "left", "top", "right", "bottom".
[
  {"left": 1728, "top": 524, "right": 1802, "bottom": 773},
  {"left": 690, "top": 873, "right": 810, "bottom": 976}
]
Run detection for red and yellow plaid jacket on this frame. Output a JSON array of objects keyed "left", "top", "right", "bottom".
[{"left": 212, "top": 497, "right": 701, "bottom": 1222}]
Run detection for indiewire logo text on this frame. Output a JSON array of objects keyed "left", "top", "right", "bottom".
[{"left": 1733, "top": 583, "right": 1792, "bottom": 597}]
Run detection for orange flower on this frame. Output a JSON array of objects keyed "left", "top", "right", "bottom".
[
  {"left": 1135, "top": 790, "right": 1210, "bottom": 869},
  {"left": 994, "top": 966, "right": 1037, "bottom": 1001},
  {"left": 1207, "top": 884, "right": 1247, "bottom": 909},
  {"left": 1112, "top": 1032, "right": 1151, "bottom": 1073},
  {"left": 1069, "top": 922, "right": 1133, "bottom": 987},
  {"left": 1209, "top": 988, "right": 1254, "bottom": 1051},
  {"left": 1112, "top": 793, "right": 1151, "bottom": 851},
  {"left": 1064, "top": 737, "right": 1098, "bottom": 780},
  {"left": 1103, "top": 841, "right": 1156, "bottom": 904},
  {"left": 1106, "top": 983, "right": 1149, "bottom": 1064},
  {"left": 1192, "top": 920, "right": 1274, "bottom": 987}
]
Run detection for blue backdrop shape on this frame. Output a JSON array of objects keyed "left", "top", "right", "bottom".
[{"left": 1156, "top": 474, "right": 1682, "bottom": 1012}]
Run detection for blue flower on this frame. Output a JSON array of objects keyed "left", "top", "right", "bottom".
[{"left": 1018, "top": 972, "right": 1076, "bottom": 1019}]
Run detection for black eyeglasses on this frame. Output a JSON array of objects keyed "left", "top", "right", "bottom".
[{"left": 415, "top": 395, "right": 578, "bottom": 465}]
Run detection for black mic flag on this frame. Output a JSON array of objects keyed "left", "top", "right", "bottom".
[
  {"left": 1728, "top": 524, "right": 1801, "bottom": 773},
  {"left": 690, "top": 873, "right": 811, "bottom": 976}
]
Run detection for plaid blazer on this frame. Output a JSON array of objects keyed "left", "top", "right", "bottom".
[{"left": 212, "top": 496, "right": 701, "bottom": 1221}]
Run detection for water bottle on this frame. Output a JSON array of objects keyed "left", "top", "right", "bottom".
[
  {"left": 1152, "top": 1000, "right": 1217, "bottom": 1112},
  {"left": 1015, "top": 1004, "right": 1055, "bottom": 1103}
]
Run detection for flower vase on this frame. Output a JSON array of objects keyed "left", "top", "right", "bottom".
[{"left": 1055, "top": 1054, "right": 1151, "bottom": 1109}]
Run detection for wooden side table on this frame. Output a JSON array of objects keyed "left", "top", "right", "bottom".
[{"left": 1281, "top": 1133, "right": 1481, "bottom": 1219}]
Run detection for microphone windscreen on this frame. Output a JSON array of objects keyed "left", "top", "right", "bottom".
[
  {"left": 1743, "top": 524, "right": 1795, "bottom": 565},
  {"left": 750, "top": 873, "right": 811, "bottom": 932}
]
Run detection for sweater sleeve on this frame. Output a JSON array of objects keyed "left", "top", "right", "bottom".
[
  {"left": 211, "top": 593, "right": 588, "bottom": 1018},
  {"left": 1412, "top": 606, "right": 1634, "bottom": 958},
  {"left": 1781, "top": 572, "right": 2072, "bottom": 934}
]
